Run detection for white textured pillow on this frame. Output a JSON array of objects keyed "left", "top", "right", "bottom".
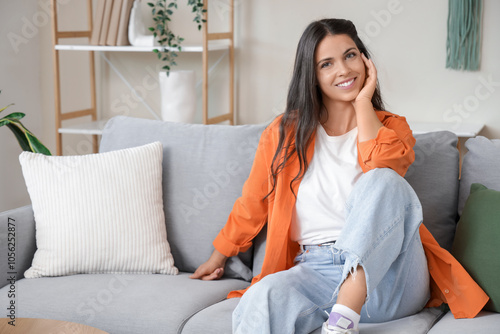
[{"left": 20, "top": 142, "right": 178, "bottom": 278}]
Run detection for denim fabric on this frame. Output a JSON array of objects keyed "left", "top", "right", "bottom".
[{"left": 232, "top": 168, "right": 430, "bottom": 334}]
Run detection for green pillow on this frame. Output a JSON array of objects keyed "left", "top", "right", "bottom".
[{"left": 452, "top": 183, "right": 500, "bottom": 312}]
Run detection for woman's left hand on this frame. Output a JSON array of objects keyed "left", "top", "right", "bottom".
[{"left": 353, "top": 53, "right": 378, "bottom": 106}]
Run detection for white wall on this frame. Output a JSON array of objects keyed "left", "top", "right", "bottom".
[{"left": 0, "top": 0, "right": 46, "bottom": 212}]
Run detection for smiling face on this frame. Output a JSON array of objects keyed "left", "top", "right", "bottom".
[{"left": 315, "top": 34, "right": 366, "bottom": 106}]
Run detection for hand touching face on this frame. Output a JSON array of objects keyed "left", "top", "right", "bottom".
[{"left": 354, "top": 53, "right": 378, "bottom": 106}]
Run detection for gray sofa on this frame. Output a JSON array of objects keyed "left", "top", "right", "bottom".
[{"left": 1, "top": 115, "right": 499, "bottom": 333}]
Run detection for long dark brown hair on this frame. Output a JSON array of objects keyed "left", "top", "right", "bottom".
[{"left": 266, "top": 18, "right": 385, "bottom": 199}]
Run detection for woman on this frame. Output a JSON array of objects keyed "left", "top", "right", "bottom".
[{"left": 190, "top": 19, "right": 487, "bottom": 334}]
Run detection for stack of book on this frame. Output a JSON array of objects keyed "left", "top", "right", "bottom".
[{"left": 90, "top": 0, "right": 135, "bottom": 46}]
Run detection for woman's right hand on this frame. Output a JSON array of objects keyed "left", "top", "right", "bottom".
[{"left": 189, "top": 249, "right": 228, "bottom": 281}]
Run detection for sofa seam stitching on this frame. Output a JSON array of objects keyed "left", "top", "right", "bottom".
[{"left": 176, "top": 297, "right": 228, "bottom": 334}]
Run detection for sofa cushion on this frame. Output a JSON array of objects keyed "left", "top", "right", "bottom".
[
  {"left": 459, "top": 136, "right": 500, "bottom": 215},
  {"left": 100, "top": 116, "right": 267, "bottom": 280},
  {"left": 452, "top": 183, "right": 500, "bottom": 312},
  {"left": 405, "top": 131, "right": 460, "bottom": 251},
  {"left": 355, "top": 307, "right": 444, "bottom": 334},
  {"left": 427, "top": 310, "right": 500, "bottom": 333},
  {"left": 0, "top": 273, "right": 249, "bottom": 334},
  {"left": 182, "top": 298, "right": 238, "bottom": 333},
  {"left": 19, "top": 142, "right": 177, "bottom": 278},
  {"left": 183, "top": 298, "right": 444, "bottom": 334}
]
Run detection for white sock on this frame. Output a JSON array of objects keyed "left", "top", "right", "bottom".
[{"left": 329, "top": 304, "right": 361, "bottom": 330}]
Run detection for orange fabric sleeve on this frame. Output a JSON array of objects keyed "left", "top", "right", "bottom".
[
  {"left": 357, "top": 112, "right": 416, "bottom": 177},
  {"left": 212, "top": 123, "right": 275, "bottom": 258}
]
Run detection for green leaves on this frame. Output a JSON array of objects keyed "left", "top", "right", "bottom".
[
  {"left": 6, "top": 123, "right": 32, "bottom": 152},
  {"left": 0, "top": 93, "right": 52, "bottom": 155},
  {"left": 188, "top": 0, "right": 207, "bottom": 30},
  {"left": 148, "top": 0, "right": 206, "bottom": 74},
  {"left": 148, "top": 0, "right": 181, "bottom": 76}
]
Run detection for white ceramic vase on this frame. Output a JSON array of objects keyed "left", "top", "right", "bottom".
[
  {"left": 128, "top": 0, "right": 156, "bottom": 46},
  {"left": 159, "top": 70, "right": 196, "bottom": 123}
]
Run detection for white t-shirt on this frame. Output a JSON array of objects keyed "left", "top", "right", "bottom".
[{"left": 291, "top": 125, "right": 363, "bottom": 245}]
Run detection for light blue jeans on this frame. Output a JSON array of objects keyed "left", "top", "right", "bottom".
[{"left": 232, "top": 168, "right": 430, "bottom": 334}]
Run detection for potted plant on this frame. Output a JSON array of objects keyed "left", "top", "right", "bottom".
[
  {"left": 148, "top": 0, "right": 206, "bottom": 74},
  {"left": 0, "top": 91, "right": 51, "bottom": 155},
  {"left": 147, "top": 0, "right": 206, "bottom": 123}
]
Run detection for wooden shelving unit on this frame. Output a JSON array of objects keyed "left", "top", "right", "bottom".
[{"left": 50, "top": 0, "right": 234, "bottom": 155}]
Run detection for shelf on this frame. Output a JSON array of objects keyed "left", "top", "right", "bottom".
[
  {"left": 410, "top": 121, "right": 484, "bottom": 138},
  {"left": 58, "top": 120, "right": 109, "bottom": 135},
  {"left": 55, "top": 40, "right": 230, "bottom": 52}
]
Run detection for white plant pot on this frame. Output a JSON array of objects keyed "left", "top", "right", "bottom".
[
  {"left": 159, "top": 70, "right": 196, "bottom": 123},
  {"left": 128, "top": 0, "right": 156, "bottom": 46}
]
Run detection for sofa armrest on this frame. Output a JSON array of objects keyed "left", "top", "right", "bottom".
[{"left": 0, "top": 205, "right": 36, "bottom": 288}]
